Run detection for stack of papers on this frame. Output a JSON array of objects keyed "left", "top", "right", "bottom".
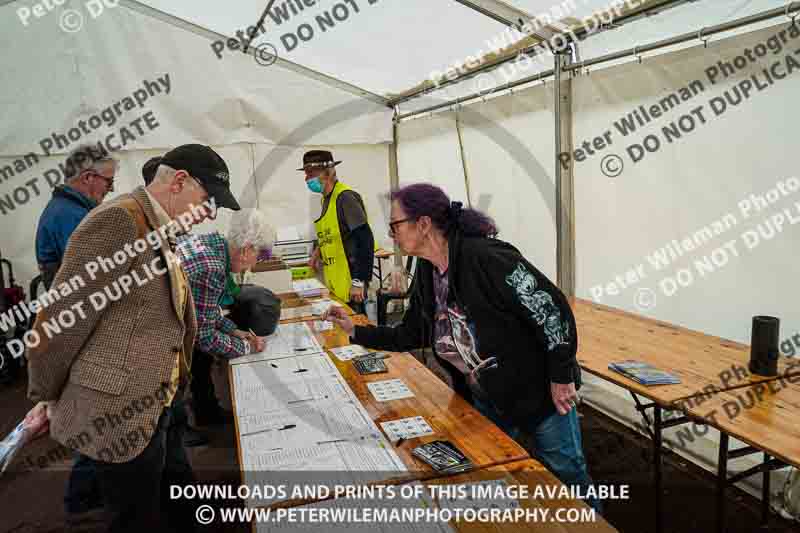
[
  {"left": 293, "top": 278, "right": 329, "bottom": 298},
  {"left": 609, "top": 360, "right": 681, "bottom": 386}
]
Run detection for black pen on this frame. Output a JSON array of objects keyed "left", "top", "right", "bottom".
[{"left": 279, "top": 424, "right": 296, "bottom": 431}]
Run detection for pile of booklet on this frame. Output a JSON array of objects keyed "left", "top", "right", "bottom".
[
  {"left": 292, "top": 278, "right": 329, "bottom": 298},
  {"left": 608, "top": 360, "right": 681, "bottom": 386},
  {"left": 412, "top": 440, "right": 474, "bottom": 474}
]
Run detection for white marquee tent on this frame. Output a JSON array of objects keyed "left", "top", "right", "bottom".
[{"left": 2, "top": 0, "right": 799, "bottom": 511}]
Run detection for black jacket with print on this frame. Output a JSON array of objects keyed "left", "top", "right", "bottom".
[{"left": 353, "top": 229, "right": 581, "bottom": 425}]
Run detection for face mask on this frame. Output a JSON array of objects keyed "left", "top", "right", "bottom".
[{"left": 306, "top": 177, "right": 323, "bottom": 194}]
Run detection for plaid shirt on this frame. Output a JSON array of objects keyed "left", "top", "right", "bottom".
[{"left": 176, "top": 232, "right": 248, "bottom": 358}]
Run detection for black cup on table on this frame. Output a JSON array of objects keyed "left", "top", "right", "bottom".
[{"left": 749, "top": 315, "right": 779, "bottom": 377}]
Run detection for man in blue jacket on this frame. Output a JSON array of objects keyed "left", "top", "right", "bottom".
[{"left": 35, "top": 144, "right": 117, "bottom": 289}]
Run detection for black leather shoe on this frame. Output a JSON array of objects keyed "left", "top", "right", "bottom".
[{"left": 184, "top": 426, "right": 210, "bottom": 447}]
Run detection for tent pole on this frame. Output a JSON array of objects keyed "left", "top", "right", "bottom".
[
  {"left": 563, "top": 2, "right": 800, "bottom": 73},
  {"left": 389, "top": 110, "right": 402, "bottom": 269},
  {"left": 554, "top": 49, "right": 575, "bottom": 296},
  {"left": 450, "top": 0, "right": 554, "bottom": 41},
  {"left": 396, "top": 1, "right": 800, "bottom": 120},
  {"left": 390, "top": 0, "right": 689, "bottom": 107}
]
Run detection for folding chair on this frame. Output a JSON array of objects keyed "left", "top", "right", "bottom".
[{"left": 376, "top": 255, "right": 416, "bottom": 326}]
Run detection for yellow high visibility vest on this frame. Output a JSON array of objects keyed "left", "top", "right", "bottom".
[{"left": 314, "top": 181, "right": 374, "bottom": 302}]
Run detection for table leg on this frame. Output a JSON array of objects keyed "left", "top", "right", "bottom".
[
  {"left": 762, "top": 452, "right": 771, "bottom": 526},
  {"left": 654, "top": 405, "right": 663, "bottom": 533},
  {"left": 716, "top": 433, "right": 729, "bottom": 533}
]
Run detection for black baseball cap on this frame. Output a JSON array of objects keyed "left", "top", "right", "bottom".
[
  {"left": 141, "top": 156, "right": 162, "bottom": 186},
  {"left": 160, "top": 144, "right": 241, "bottom": 210}
]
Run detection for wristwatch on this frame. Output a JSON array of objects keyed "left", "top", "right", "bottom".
[{"left": 351, "top": 279, "right": 364, "bottom": 288}]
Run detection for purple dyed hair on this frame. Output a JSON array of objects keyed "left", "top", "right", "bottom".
[{"left": 390, "top": 183, "right": 498, "bottom": 238}]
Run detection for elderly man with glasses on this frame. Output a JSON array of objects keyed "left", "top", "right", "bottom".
[{"left": 35, "top": 143, "right": 117, "bottom": 289}]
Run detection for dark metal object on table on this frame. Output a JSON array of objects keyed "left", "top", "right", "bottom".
[{"left": 749, "top": 315, "right": 779, "bottom": 377}]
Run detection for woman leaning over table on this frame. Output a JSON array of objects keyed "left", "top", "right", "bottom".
[{"left": 323, "top": 183, "right": 600, "bottom": 512}]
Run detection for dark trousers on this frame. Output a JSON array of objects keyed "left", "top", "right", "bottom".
[
  {"left": 349, "top": 300, "right": 366, "bottom": 315},
  {"left": 78, "top": 398, "right": 197, "bottom": 532},
  {"left": 190, "top": 349, "right": 220, "bottom": 417}
]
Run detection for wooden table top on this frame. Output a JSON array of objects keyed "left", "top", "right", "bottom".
[
  {"left": 311, "top": 314, "right": 529, "bottom": 476},
  {"left": 681, "top": 378, "right": 800, "bottom": 468},
  {"left": 572, "top": 298, "right": 800, "bottom": 406},
  {"left": 418, "top": 459, "right": 619, "bottom": 533}
]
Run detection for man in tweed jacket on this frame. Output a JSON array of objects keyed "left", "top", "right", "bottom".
[{"left": 26, "top": 144, "right": 241, "bottom": 531}]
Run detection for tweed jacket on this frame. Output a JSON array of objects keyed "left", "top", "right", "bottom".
[{"left": 27, "top": 186, "right": 197, "bottom": 463}]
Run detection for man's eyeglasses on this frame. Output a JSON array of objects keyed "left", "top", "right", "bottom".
[
  {"left": 85, "top": 171, "right": 115, "bottom": 189},
  {"left": 388, "top": 218, "right": 414, "bottom": 237}
]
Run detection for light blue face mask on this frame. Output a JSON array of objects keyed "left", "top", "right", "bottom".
[{"left": 306, "top": 177, "right": 323, "bottom": 194}]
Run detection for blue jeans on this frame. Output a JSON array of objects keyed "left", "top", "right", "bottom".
[{"left": 471, "top": 396, "right": 602, "bottom": 513}]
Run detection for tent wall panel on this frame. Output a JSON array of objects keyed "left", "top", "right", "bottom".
[
  {"left": 457, "top": 84, "right": 558, "bottom": 280},
  {"left": 396, "top": 114, "right": 469, "bottom": 201},
  {"left": 247, "top": 142, "right": 393, "bottom": 251},
  {"left": 573, "top": 21, "right": 800, "bottom": 348}
]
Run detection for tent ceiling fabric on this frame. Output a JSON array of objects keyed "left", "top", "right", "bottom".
[
  {"left": 393, "top": 0, "right": 789, "bottom": 113},
  {"left": 0, "top": 1, "right": 393, "bottom": 157},
  {"left": 140, "top": 0, "right": 507, "bottom": 98}
]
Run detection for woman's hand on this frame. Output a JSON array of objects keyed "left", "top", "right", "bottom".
[
  {"left": 231, "top": 329, "right": 250, "bottom": 340},
  {"left": 551, "top": 382, "right": 579, "bottom": 415},
  {"left": 321, "top": 306, "right": 354, "bottom": 336},
  {"left": 233, "top": 330, "right": 266, "bottom": 353},
  {"left": 249, "top": 336, "right": 267, "bottom": 352}
]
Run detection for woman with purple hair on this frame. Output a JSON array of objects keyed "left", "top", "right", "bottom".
[{"left": 323, "top": 183, "right": 599, "bottom": 511}]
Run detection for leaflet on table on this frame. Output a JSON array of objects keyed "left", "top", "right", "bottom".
[
  {"left": 255, "top": 482, "right": 452, "bottom": 533},
  {"left": 242, "top": 435, "right": 408, "bottom": 507},
  {"left": 230, "top": 322, "right": 323, "bottom": 365},
  {"left": 281, "top": 305, "right": 314, "bottom": 320},
  {"left": 330, "top": 344, "right": 372, "bottom": 362},
  {"left": 233, "top": 357, "right": 351, "bottom": 417},
  {"left": 233, "top": 354, "right": 339, "bottom": 388},
  {"left": 380, "top": 416, "right": 434, "bottom": 442},
  {"left": 367, "top": 379, "right": 415, "bottom": 402},
  {"left": 238, "top": 398, "right": 380, "bottom": 444},
  {"left": 280, "top": 300, "right": 337, "bottom": 321}
]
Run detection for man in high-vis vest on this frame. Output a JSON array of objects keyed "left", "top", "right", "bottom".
[{"left": 302, "top": 150, "right": 375, "bottom": 313}]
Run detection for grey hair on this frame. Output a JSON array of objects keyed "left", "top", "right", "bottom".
[
  {"left": 152, "top": 163, "right": 176, "bottom": 184},
  {"left": 64, "top": 143, "right": 117, "bottom": 181},
  {"left": 227, "top": 209, "right": 275, "bottom": 252}
]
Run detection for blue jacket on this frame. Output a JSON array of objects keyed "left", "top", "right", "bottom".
[{"left": 35, "top": 185, "right": 97, "bottom": 281}]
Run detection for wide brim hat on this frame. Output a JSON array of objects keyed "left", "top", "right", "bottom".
[{"left": 297, "top": 150, "right": 342, "bottom": 171}]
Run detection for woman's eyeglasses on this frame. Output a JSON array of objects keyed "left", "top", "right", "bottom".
[{"left": 388, "top": 218, "right": 414, "bottom": 237}]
